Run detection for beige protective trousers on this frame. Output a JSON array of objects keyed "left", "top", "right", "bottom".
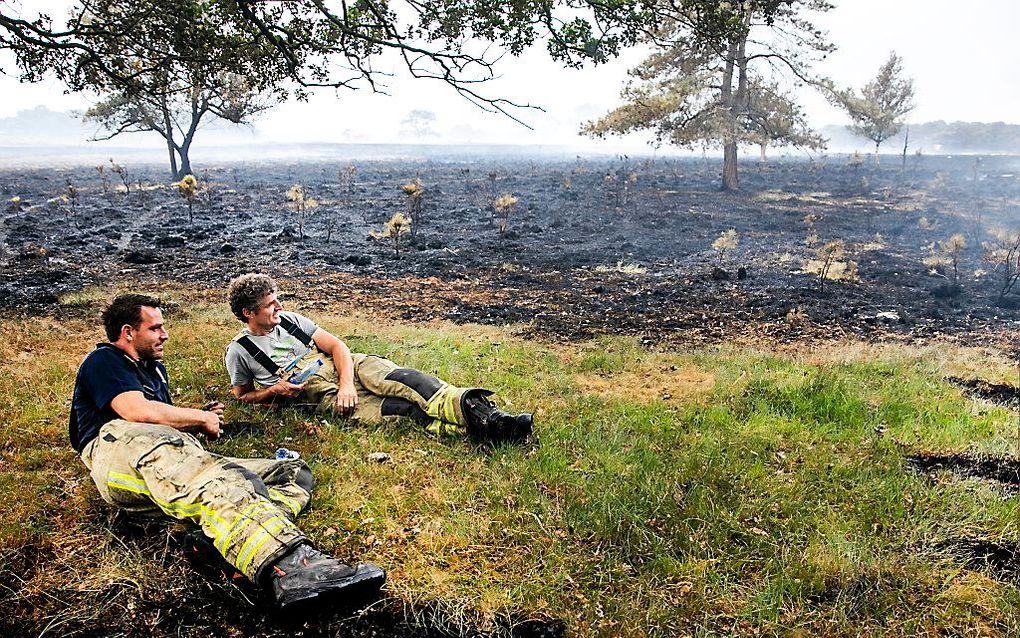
[
  {"left": 81, "top": 419, "right": 310, "bottom": 582},
  {"left": 298, "top": 353, "right": 479, "bottom": 432}
]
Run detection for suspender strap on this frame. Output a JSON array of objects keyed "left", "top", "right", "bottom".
[
  {"left": 279, "top": 315, "right": 313, "bottom": 346},
  {"left": 236, "top": 335, "right": 281, "bottom": 374},
  {"left": 236, "top": 316, "right": 313, "bottom": 375}
]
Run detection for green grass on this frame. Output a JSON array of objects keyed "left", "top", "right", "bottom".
[{"left": 1, "top": 298, "right": 1019, "bottom": 636}]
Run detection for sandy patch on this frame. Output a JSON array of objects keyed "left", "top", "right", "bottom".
[{"left": 575, "top": 367, "right": 716, "bottom": 403}]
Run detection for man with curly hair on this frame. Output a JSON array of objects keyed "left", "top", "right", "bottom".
[{"left": 224, "top": 273, "right": 533, "bottom": 443}]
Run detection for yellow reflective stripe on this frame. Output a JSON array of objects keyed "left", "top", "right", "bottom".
[
  {"left": 425, "top": 384, "right": 447, "bottom": 420},
  {"left": 425, "top": 419, "right": 458, "bottom": 437},
  {"left": 215, "top": 501, "right": 277, "bottom": 554},
  {"left": 107, "top": 471, "right": 227, "bottom": 539},
  {"left": 108, "top": 471, "right": 149, "bottom": 494},
  {"left": 426, "top": 385, "right": 460, "bottom": 425},
  {"left": 236, "top": 516, "right": 288, "bottom": 570},
  {"left": 268, "top": 488, "right": 302, "bottom": 517},
  {"left": 237, "top": 517, "right": 293, "bottom": 574},
  {"left": 163, "top": 501, "right": 227, "bottom": 532},
  {"left": 438, "top": 389, "right": 449, "bottom": 422},
  {"left": 445, "top": 393, "right": 458, "bottom": 424}
]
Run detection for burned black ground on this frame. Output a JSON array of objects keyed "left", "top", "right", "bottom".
[
  {"left": 938, "top": 537, "right": 1020, "bottom": 586},
  {"left": 948, "top": 376, "right": 1020, "bottom": 409},
  {"left": 906, "top": 453, "right": 1020, "bottom": 491},
  {"left": 3, "top": 154, "right": 1020, "bottom": 348}
]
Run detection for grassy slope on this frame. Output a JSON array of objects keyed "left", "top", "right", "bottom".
[{"left": 1, "top": 295, "right": 1019, "bottom": 636}]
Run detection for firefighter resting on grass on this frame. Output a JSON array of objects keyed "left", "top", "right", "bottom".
[
  {"left": 224, "top": 273, "right": 534, "bottom": 443},
  {"left": 70, "top": 294, "right": 385, "bottom": 609}
]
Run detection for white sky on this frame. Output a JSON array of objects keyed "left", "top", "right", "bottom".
[{"left": 2, "top": 0, "right": 1019, "bottom": 148}]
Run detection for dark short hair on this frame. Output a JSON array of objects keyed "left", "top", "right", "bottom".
[
  {"left": 102, "top": 294, "right": 162, "bottom": 342},
  {"left": 228, "top": 273, "right": 277, "bottom": 322}
]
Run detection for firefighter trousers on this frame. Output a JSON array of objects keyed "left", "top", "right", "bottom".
[
  {"left": 80, "top": 419, "right": 310, "bottom": 582},
  {"left": 296, "top": 353, "right": 485, "bottom": 434}
]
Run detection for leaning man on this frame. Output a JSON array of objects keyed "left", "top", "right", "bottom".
[
  {"left": 225, "top": 273, "right": 533, "bottom": 443},
  {"left": 70, "top": 294, "right": 385, "bottom": 608}
]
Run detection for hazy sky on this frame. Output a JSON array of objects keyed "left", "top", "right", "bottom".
[{"left": 2, "top": 0, "right": 1018, "bottom": 148}]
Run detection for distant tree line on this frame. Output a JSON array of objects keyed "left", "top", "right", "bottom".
[
  {"left": 823, "top": 121, "right": 1020, "bottom": 155},
  {"left": 907, "top": 121, "right": 1020, "bottom": 154}
]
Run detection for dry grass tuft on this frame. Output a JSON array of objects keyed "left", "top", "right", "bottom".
[{"left": 594, "top": 261, "right": 647, "bottom": 275}]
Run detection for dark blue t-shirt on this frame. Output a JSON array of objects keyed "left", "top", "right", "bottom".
[{"left": 69, "top": 344, "right": 172, "bottom": 452}]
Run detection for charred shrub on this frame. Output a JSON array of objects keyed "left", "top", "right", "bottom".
[{"left": 370, "top": 212, "right": 411, "bottom": 258}]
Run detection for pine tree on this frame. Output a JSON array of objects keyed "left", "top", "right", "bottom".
[
  {"left": 584, "top": 1, "right": 833, "bottom": 191},
  {"left": 834, "top": 52, "right": 915, "bottom": 159}
]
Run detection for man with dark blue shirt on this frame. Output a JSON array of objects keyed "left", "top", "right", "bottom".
[{"left": 71, "top": 294, "right": 384, "bottom": 609}]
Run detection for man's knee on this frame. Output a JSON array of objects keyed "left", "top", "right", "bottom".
[
  {"left": 221, "top": 461, "right": 273, "bottom": 499},
  {"left": 383, "top": 368, "right": 444, "bottom": 401}
]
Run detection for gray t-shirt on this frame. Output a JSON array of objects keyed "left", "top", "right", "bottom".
[{"left": 225, "top": 311, "right": 319, "bottom": 387}]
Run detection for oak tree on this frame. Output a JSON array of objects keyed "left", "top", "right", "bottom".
[
  {"left": 746, "top": 81, "right": 825, "bottom": 162},
  {"left": 6, "top": 0, "right": 288, "bottom": 178}
]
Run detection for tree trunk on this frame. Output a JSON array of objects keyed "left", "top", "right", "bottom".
[
  {"left": 178, "top": 149, "right": 192, "bottom": 179},
  {"left": 760, "top": 142, "right": 767, "bottom": 163},
  {"left": 718, "top": 11, "right": 748, "bottom": 193},
  {"left": 160, "top": 97, "right": 179, "bottom": 180},
  {"left": 719, "top": 38, "right": 738, "bottom": 191},
  {"left": 175, "top": 96, "right": 204, "bottom": 180},
  {"left": 178, "top": 128, "right": 195, "bottom": 179},
  {"left": 874, "top": 140, "right": 881, "bottom": 165},
  {"left": 901, "top": 127, "right": 909, "bottom": 171},
  {"left": 165, "top": 140, "right": 179, "bottom": 180},
  {"left": 723, "top": 142, "right": 739, "bottom": 191}
]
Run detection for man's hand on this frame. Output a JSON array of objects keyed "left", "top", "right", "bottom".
[
  {"left": 232, "top": 380, "right": 304, "bottom": 405},
  {"left": 335, "top": 381, "right": 359, "bottom": 416},
  {"left": 200, "top": 409, "right": 223, "bottom": 439},
  {"left": 202, "top": 400, "right": 225, "bottom": 415},
  {"left": 311, "top": 327, "right": 358, "bottom": 416},
  {"left": 272, "top": 378, "right": 306, "bottom": 398}
]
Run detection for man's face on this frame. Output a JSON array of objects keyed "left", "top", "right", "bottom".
[
  {"left": 248, "top": 292, "right": 283, "bottom": 329},
  {"left": 129, "top": 306, "right": 168, "bottom": 360}
]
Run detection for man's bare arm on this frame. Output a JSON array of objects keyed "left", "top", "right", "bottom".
[
  {"left": 311, "top": 327, "right": 358, "bottom": 415},
  {"left": 231, "top": 380, "right": 305, "bottom": 404},
  {"left": 311, "top": 328, "right": 354, "bottom": 384},
  {"left": 110, "top": 391, "right": 222, "bottom": 437}
]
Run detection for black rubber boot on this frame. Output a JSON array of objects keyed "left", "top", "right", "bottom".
[
  {"left": 266, "top": 543, "right": 386, "bottom": 609},
  {"left": 462, "top": 390, "right": 534, "bottom": 444}
]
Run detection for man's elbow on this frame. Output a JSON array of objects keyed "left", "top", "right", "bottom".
[{"left": 232, "top": 385, "right": 262, "bottom": 404}]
